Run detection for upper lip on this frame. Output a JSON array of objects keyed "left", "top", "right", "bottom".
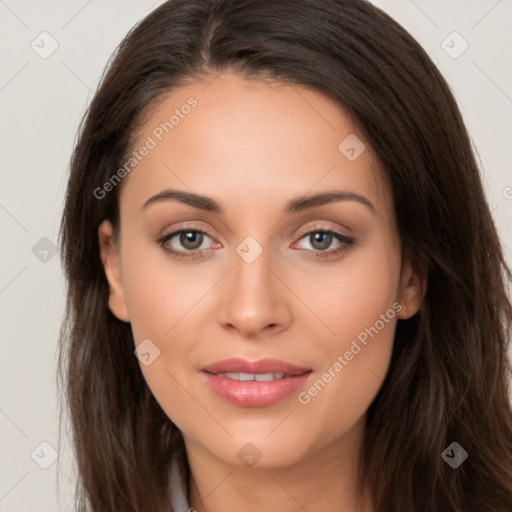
[{"left": 201, "top": 358, "right": 312, "bottom": 376}]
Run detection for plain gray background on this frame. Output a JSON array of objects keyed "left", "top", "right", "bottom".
[{"left": 0, "top": 0, "right": 511, "bottom": 510}]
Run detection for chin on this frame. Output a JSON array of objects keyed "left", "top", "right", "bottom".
[{"left": 205, "top": 430, "right": 316, "bottom": 470}]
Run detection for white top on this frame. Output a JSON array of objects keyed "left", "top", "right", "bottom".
[{"left": 168, "top": 451, "right": 191, "bottom": 512}]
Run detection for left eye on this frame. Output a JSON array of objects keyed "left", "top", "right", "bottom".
[{"left": 295, "top": 230, "right": 345, "bottom": 252}]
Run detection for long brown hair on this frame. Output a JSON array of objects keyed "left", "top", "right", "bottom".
[{"left": 57, "top": 0, "right": 512, "bottom": 510}]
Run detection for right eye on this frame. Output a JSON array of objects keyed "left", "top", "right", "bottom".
[{"left": 156, "top": 228, "right": 218, "bottom": 260}]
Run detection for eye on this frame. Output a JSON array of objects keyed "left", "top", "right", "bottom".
[
  {"left": 156, "top": 225, "right": 355, "bottom": 261},
  {"left": 293, "top": 226, "right": 355, "bottom": 259},
  {"left": 156, "top": 228, "right": 216, "bottom": 260}
]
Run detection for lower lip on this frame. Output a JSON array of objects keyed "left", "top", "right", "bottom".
[{"left": 201, "top": 371, "right": 312, "bottom": 407}]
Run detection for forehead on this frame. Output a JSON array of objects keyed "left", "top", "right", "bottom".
[{"left": 120, "top": 72, "right": 391, "bottom": 218}]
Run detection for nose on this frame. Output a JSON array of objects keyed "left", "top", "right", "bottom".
[{"left": 216, "top": 247, "right": 293, "bottom": 339}]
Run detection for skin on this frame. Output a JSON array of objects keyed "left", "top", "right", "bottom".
[{"left": 98, "top": 72, "right": 425, "bottom": 512}]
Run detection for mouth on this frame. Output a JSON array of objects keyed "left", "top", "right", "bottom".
[
  {"left": 201, "top": 357, "right": 311, "bottom": 376},
  {"left": 210, "top": 371, "right": 297, "bottom": 381},
  {"left": 201, "top": 358, "right": 313, "bottom": 407}
]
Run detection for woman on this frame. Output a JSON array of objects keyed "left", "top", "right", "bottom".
[{"left": 57, "top": 0, "right": 512, "bottom": 510}]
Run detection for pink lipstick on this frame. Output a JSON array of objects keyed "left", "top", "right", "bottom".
[{"left": 201, "top": 358, "right": 312, "bottom": 407}]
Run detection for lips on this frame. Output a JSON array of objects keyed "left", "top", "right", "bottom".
[
  {"left": 201, "top": 358, "right": 312, "bottom": 407},
  {"left": 201, "top": 357, "right": 311, "bottom": 376}
]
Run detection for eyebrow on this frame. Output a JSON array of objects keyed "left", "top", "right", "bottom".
[{"left": 141, "top": 188, "right": 376, "bottom": 215}]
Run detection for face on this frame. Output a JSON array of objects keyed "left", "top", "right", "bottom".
[{"left": 99, "top": 72, "right": 423, "bottom": 470}]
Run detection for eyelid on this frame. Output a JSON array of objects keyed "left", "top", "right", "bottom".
[
  {"left": 294, "top": 222, "right": 351, "bottom": 238},
  {"left": 291, "top": 223, "right": 354, "bottom": 254},
  {"left": 157, "top": 220, "right": 213, "bottom": 239},
  {"left": 158, "top": 223, "right": 217, "bottom": 246}
]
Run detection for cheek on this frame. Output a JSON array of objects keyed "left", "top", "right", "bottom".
[
  {"left": 120, "top": 243, "right": 211, "bottom": 412},
  {"left": 296, "top": 230, "right": 401, "bottom": 354},
  {"left": 121, "top": 249, "right": 202, "bottom": 426},
  {"left": 293, "top": 235, "right": 400, "bottom": 425},
  {"left": 120, "top": 241, "right": 202, "bottom": 343}
]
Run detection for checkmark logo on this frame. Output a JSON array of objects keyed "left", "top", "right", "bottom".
[
  {"left": 237, "top": 442, "right": 262, "bottom": 467},
  {"left": 338, "top": 134, "right": 366, "bottom": 162},
  {"left": 30, "top": 441, "right": 58, "bottom": 469},
  {"left": 31, "top": 236, "right": 57, "bottom": 263},
  {"left": 134, "top": 339, "right": 161, "bottom": 366},
  {"left": 31, "top": 31, "right": 59, "bottom": 59},
  {"left": 236, "top": 236, "right": 263, "bottom": 264},
  {"left": 441, "top": 31, "right": 469, "bottom": 60},
  {"left": 441, "top": 442, "right": 468, "bottom": 468}
]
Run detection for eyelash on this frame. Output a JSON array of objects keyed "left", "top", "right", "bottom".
[{"left": 156, "top": 225, "right": 355, "bottom": 261}]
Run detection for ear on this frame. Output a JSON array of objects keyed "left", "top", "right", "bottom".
[
  {"left": 396, "top": 255, "right": 427, "bottom": 319},
  {"left": 98, "top": 220, "right": 130, "bottom": 322}
]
